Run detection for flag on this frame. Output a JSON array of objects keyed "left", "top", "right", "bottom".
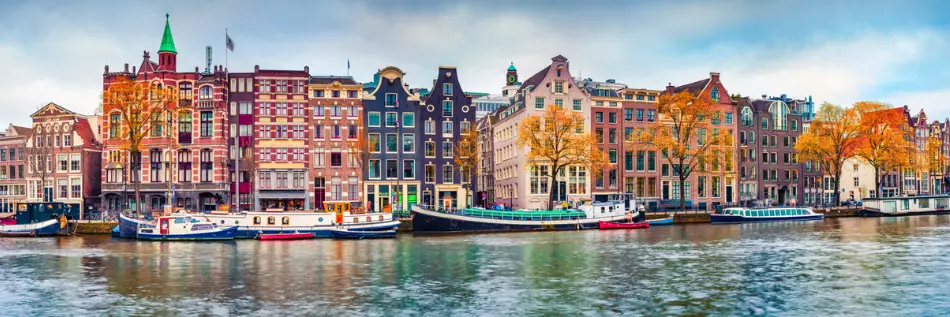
[
  {"left": 347, "top": 59, "right": 350, "bottom": 70},
  {"left": 226, "top": 34, "right": 234, "bottom": 52}
]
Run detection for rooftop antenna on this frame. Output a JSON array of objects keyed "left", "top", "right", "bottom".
[{"left": 205, "top": 46, "right": 213, "bottom": 74}]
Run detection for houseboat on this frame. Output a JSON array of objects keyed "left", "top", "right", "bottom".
[
  {"left": 711, "top": 206, "right": 824, "bottom": 223},
  {"left": 201, "top": 201, "right": 401, "bottom": 239},
  {"left": 136, "top": 215, "right": 238, "bottom": 241},
  {"left": 412, "top": 197, "right": 642, "bottom": 233},
  {"left": 117, "top": 213, "right": 155, "bottom": 238},
  {"left": 860, "top": 195, "right": 950, "bottom": 217}
]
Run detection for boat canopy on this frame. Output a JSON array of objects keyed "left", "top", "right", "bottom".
[{"left": 460, "top": 208, "right": 587, "bottom": 219}]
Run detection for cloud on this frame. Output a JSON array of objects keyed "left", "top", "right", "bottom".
[{"left": 882, "top": 89, "right": 950, "bottom": 122}]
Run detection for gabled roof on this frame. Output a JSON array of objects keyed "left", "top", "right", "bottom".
[
  {"left": 158, "top": 14, "right": 177, "bottom": 54},
  {"left": 515, "top": 65, "right": 551, "bottom": 95},
  {"left": 30, "top": 102, "right": 77, "bottom": 118},
  {"left": 74, "top": 117, "right": 99, "bottom": 146},
  {"left": 11, "top": 125, "right": 32, "bottom": 136},
  {"left": 673, "top": 78, "right": 710, "bottom": 95}
]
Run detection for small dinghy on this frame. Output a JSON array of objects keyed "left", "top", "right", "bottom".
[
  {"left": 598, "top": 221, "right": 650, "bottom": 230},
  {"left": 647, "top": 216, "right": 674, "bottom": 226},
  {"left": 257, "top": 232, "right": 315, "bottom": 240},
  {"left": 329, "top": 228, "right": 396, "bottom": 239}
]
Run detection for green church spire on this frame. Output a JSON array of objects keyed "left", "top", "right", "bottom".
[
  {"left": 158, "top": 13, "right": 177, "bottom": 54},
  {"left": 507, "top": 62, "right": 517, "bottom": 71}
]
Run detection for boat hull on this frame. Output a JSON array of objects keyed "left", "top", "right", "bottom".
[
  {"left": 137, "top": 226, "right": 238, "bottom": 241},
  {"left": 411, "top": 207, "right": 629, "bottom": 233},
  {"left": 118, "top": 214, "right": 154, "bottom": 238},
  {"left": 710, "top": 214, "right": 824, "bottom": 223},
  {"left": 230, "top": 220, "right": 402, "bottom": 238},
  {"left": 647, "top": 217, "right": 674, "bottom": 226},
  {"left": 330, "top": 229, "right": 396, "bottom": 239},
  {"left": 598, "top": 221, "right": 649, "bottom": 230},
  {"left": 0, "top": 218, "right": 62, "bottom": 237},
  {"left": 257, "top": 232, "right": 315, "bottom": 240}
]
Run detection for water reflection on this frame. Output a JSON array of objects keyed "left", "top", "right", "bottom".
[{"left": 0, "top": 217, "right": 949, "bottom": 315}]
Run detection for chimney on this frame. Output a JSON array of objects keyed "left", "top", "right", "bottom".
[
  {"left": 124, "top": 63, "right": 129, "bottom": 72},
  {"left": 195, "top": 66, "right": 199, "bottom": 73},
  {"left": 304, "top": 66, "right": 309, "bottom": 73},
  {"left": 254, "top": 65, "right": 260, "bottom": 73},
  {"left": 132, "top": 66, "right": 136, "bottom": 74},
  {"left": 710, "top": 72, "right": 720, "bottom": 83},
  {"left": 104, "top": 65, "right": 109, "bottom": 74},
  {"left": 665, "top": 82, "right": 674, "bottom": 95}
]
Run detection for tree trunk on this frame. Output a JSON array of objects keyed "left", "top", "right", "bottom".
[
  {"left": 875, "top": 167, "right": 884, "bottom": 198},
  {"left": 132, "top": 150, "right": 142, "bottom": 217},
  {"left": 679, "top": 173, "right": 687, "bottom": 211},
  {"left": 547, "top": 173, "right": 557, "bottom": 211},
  {"left": 832, "top": 174, "right": 841, "bottom": 207}
]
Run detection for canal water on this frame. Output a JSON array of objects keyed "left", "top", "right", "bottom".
[{"left": 2, "top": 216, "right": 950, "bottom": 316}]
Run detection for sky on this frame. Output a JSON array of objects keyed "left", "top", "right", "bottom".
[{"left": 2, "top": 0, "right": 950, "bottom": 126}]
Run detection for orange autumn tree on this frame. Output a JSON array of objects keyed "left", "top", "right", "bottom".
[
  {"left": 853, "top": 102, "right": 914, "bottom": 197},
  {"left": 920, "top": 136, "right": 946, "bottom": 192},
  {"left": 795, "top": 103, "right": 862, "bottom": 206},
  {"left": 518, "top": 105, "right": 608, "bottom": 210},
  {"left": 641, "top": 90, "right": 730, "bottom": 210},
  {"left": 103, "top": 75, "right": 179, "bottom": 215},
  {"left": 349, "top": 116, "right": 376, "bottom": 202},
  {"left": 454, "top": 129, "right": 480, "bottom": 208}
]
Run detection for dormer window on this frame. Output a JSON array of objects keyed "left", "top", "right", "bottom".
[{"left": 556, "top": 66, "right": 563, "bottom": 77}]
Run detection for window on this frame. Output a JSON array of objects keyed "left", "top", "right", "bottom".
[
  {"left": 770, "top": 101, "right": 789, "bottom": 131},
  {"left": 648, "top": 95, "right": 656, "bottom": 102},
  {"left": 199, "top": 86, "right": 213, "bottom": 100},
  {"left": 369, "top": 160, "right": 381, "bottom": 179},
  {"left": 313, "top": 124, "right": 323, "bottom": 139},
  {"left": 648, "top": 151, "right": 656, "bottom": 171},
  {"left": 178, "top": 150, "right": 191, "bottom": 183},
  {"left": 348, "top": 176, "right": 358, "bottom": 199},
  {"left": 368, "top": 134, "right": 380, "bottom": 152},
  {"left": 404, "top": 160, "right": 415, "bottom": 178},
  {"left": 386, "top": 159, "right": 398, "bottom": 179},
  {"left": 554, "top": 99, "right": 563, "bottom": 108},
  {"left": 711, "top": 87, "right": 720, "bottom": 102},
  {"left": 348, "top": 91, "right": 358, "bottom": 98},
  {"left": 595, "top": 112, "right": 603, "bottom": 123},
  {"left": 724, "top": 112, "right": 733, "bottom": 125},
  {"left": 425, "top": 141, "right": 436, "bottom": 157},
  {"left": 403, "top": 134, "right": 415, "bottom": 153},
  {"left": 608, "top": 129, "right": 617, "bottom": 144},
  {"left": 385, "top": 93, "right": 397, "bottom": 107},
  {"left": 58, "top": 179, "right": 67, "bottom": 199},
  {"left": 442, "top": 121, "right": 454, "bottom": 136},
  {"left": 854, "top": 177, "right": 860, "bottom": 187},
  {"left": 425, "top": 120, "right": 435, "bottom": 135},
  {"left": 386, "top": 134, "right": 398, "bottom": 152},
  {"left": 200, "top": 149, "right": 214, "bottom": 183},
  {"left": 761, "top": 117, "right": 769, "bottom": 130},
  {"left": 332, "top": 90, "right": 340, "bottom": 98},
  {"left": 385, "top": 112, "right": 398, "bottom": 127},
  {"left": 149, "top": 149, "right": 162, "bottom": 182},
  {"left": 443, "top": 141, "right": 453, "bottom": 158},
  {"left": 70, "top": 154, "right": 80, "bottom": 171},
  {"left": 647, "top": 110, "right": 655, "bottom": 122},
  {"left": 314, "top": 148, "right": 325, "bottom": 167},
  {"left": 624, "top": 109, "right": 634, "bottom": 121},
  {"left": 368, "top": 112, "right": 381, "bottom": 127},
  {"left": 741, "top": 108, "right": 753, "bottom": 127},
  {"left": 460, "top": 121, "right": 471, "bottom": 134},
  {"left": 573, "top": 99, "right": 582, "bottom": 111},
  {"left": 791, "top": 120, "right": 798, "bottom": 131},
  {"left": 442, "top": 100, "right": 454, "bottom": 117},
  {"left": 402, "top": 112, "right": 415, "bottom": 128},
  {"left": 535, "top": 97, "right": 545, "bottom": 109},
  {"left": 199, "top": 111, "right": 213, "bottom": 137},
  {"left": 425, "top": 165, "right": 435, "bottom": 183},
  {"left": 554, "top": 81, "right": 564, "bottom": 94},
  {"left": 347, "top": 125, "right": 357, "bottom": 139},
  {"left": 331, "top": 151, "right": 342, "bottom": 167},
  {"left": 608, "top": 150, "right": 617, "bottom": 164},
  {"left": 313, "top": 90, "right": 325, "bottom": 98},
  {"left": 608, "top": 112, "right": 617, "bottom": 123},
  {"left": 276, "top": 172, "right": 288, "bottom": 188},
  {"left": 331, "top": 125, "right": 342, "bottom": 139},
  {"left": 443, "top": 83, "right": 453, "bottom": 96},
  {"left": 443, "top": 165, "right": 454, "bottom": 183}
]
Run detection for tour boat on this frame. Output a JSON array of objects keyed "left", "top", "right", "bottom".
[
  {"left": 412, "top": 196, "right": 642, "bottom": 233},
  {"left": 0, "top": 218, "right": 64, "bottom": 237},
  {"left": 136, "top": 215, "right": 238, "bottom": 241},
  {"left": 598, "top": 221, "right": 649, "bottom": 230},
  {"left": 118, "top": 213, "right": 155, "bottom": 238},
  {"left": 860, "top": 195, "right": 950, "bottom": 217},
  {"left": 647, "top": 216, "right": 674, "bottom": 226},
  {"left": 256, "top": 232, "right": 315, "bottom": 240},
  {"left": 711, "top": 206, "right": 824, "bottom": 223},
  {"left": 329, "top": 228, "right": 397, "bottom": 239}
]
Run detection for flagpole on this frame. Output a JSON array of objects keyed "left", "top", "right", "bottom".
[{"left": 228, "top": 28, "right": 238, "bottom": 214}]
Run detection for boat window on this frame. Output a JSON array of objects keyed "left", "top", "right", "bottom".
[
  {"left": 220, "top": 220, "right": 225, "bottom": 224},
  {"left": 379, "top": 215, "right": 384, "bottom": 221},
  {"left": 318, "top": 217, "right": 324, "bottom": 222},
  {"left": 174, "top": 218, "right": 186, "bottom": 224},
  {"left": 282, "top": 217, "right": 290, "bottom": 225},
  {"left": 366, "top": 216, "right": 372, "bottom": 222},
  {"left": 267, "top": 216, "right": 276, "bottom": 225},
  {"left": 902, "top": 200, "right": 910, "bottom": 210},
  {"left": 354, "top": 218, "right": 359, "bottom": 223},
  {"left": 253, "top": 216, "right": 261, "bottom": 225}
]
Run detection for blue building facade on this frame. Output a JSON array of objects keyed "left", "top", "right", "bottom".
[
  {"left": 419, "top": 66, "right": 477, "bottom": 208},
  {"left": 361, "top": 66, "right": 423, "bottom": 212}
]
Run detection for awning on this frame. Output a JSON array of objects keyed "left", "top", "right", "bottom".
[{"left": 258, "top": 191, "right": 306, "bottom": 199}]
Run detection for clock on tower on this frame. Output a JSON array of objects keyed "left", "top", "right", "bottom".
[{"left": 506, "top": 62, "right": 518, "bottom": 85}]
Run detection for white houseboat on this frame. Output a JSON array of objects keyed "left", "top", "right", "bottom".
[{"left": 860, "top": 195, "right": 950, "bottom": 217}]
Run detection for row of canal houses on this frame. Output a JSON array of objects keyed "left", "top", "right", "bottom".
[{"left": 4, "top": 14, "right": 950, "bottom": 216}]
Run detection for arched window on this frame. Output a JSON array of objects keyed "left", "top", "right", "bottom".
[
  {"left": 199, "top": 86, "right": 213, "bottom": 100},
  {"left": 267, "top": 216, "right": 276, "bottom": 225},
  {"left": 711, "top": 87, "right": 720, "bottom": 102},
  {"left": 769, "top": 101, "right": 789, "bottom": 131},
  {"left": 281, "top": 216, "right": 290, "bottom": 225},
  {"left": 741, "top": 107, "right": 753, "bottom": 127},
  {"left": 253, "top": 216, "right": 261, "bottom": 225}
]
